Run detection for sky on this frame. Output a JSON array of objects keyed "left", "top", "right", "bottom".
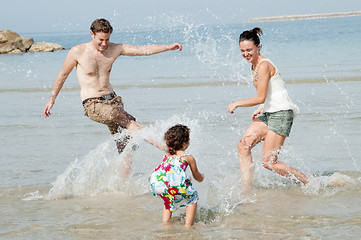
[{"left": 1, "top": 0, "right": 361, "bottom": 33}]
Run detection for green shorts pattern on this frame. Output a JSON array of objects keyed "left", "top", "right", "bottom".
[{"left": 258, "top": 110, "right": 294, "bottom": 137}]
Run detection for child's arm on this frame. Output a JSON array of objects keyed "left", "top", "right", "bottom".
[{"left": 185, "top": 155, "right": 204, "bottom": 182}]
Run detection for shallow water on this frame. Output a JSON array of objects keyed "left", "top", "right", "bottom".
[{"left": 1, "top": 16, "right": 361, "bottom": 239}]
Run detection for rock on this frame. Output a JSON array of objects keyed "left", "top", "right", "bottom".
[
  {"left": 0, "top": 41, "right": 15, "bottom": 54},
  {"left": 0, "top": 30, "right": 21, "bottom": 43},
  {"left": 12, "top": 37, "right": 25, "bottom": 50},
  {"left": 20, "top": 37, "right": 34, "bottom": 52},
  {"left": 0, "top": 35, "right": 6, "bottom": 44},
  {"left": 0, "top": 30, "right": 64, "bottom": 54},
  {"left": 9, "top": 49, "right": 23, "bottom": 54},
  {"left": 28, "top": 42, "right": 64, "bottom": 52}
]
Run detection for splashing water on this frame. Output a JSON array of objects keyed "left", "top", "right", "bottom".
[
  {"left": 303, "top": 172, "right": 361, "bottom": 196},
  {"left": 46, "top": 108, "right": 361, "bottom": 220},
  {"left": 142, "top": 11, "right": 249, "bottom": 84},
  {"left": 48, "top": 139, "right": 126, "bottom": 199},
  {"left": 47, "top": 116, "right": 200, "bottom": 200}
]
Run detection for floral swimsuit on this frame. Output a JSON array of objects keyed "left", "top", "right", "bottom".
[{"left": 149, "top": 154, "right": 199, "bottom": 212}]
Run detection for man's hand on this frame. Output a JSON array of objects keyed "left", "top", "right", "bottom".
[
  {"left": 43, "top": 100, "right": 54, "bottom": 117},
  {"left": 168, "top": 43, "right": 182, "bottom": 51}
]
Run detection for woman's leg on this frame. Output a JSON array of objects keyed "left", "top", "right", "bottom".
[
  {"left": 238, "top": 119, "right": 268, "bottom": 191},
  {"left": 262, "top": 130, "right": 309, "bottom": 184},
  {"left": 185, "top": 203, "right": 197, "bottom": 227}
]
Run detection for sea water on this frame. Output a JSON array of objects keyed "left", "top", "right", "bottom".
[{"left": 0, "top": 16, "right": 361, "bottom": 239}]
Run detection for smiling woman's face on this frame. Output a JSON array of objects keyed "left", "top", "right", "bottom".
[{"left": 239, "top": 40, "right": 260, "bottom": 63}]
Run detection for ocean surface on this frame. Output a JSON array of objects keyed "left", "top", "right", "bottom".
[{"left": 1, "top": 16, "right": 361, "bottom": 239}]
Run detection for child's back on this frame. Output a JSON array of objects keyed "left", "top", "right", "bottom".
[{"left": 150, "top": 154, "right": 199, "bottom": 211}]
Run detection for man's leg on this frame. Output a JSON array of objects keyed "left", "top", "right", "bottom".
[
  {"left": 126, "top": 120, "right": 142, "bottom": 131},
  {"left": 126, "top": 120, "right": 167, "bottom": 151},
  {"left": 108, "top": 124, "right": 134, "bottom": 180},
  {"left": 113, "top": 120, "right": 163, "bottom": 179},
  {"left": 83, "top": 98, "right": 137, "bottom": 179}
]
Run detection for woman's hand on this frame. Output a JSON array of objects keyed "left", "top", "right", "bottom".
[
  {"left": 251, "top": 109, "right": 261, "bottom": 120},
  {"left": 227, "top": 102, "right": 238, "bottom": 114},
  {"left": 251, "top": 105, "right": 263, "bottom": 120}
]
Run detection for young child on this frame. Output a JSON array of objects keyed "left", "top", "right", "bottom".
[{"left": 149, "top": 124, "right": 204, "bottom": 227}]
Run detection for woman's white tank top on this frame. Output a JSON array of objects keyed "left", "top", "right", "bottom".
[{"left": 251, "top": 58, "right": 299, "bottom": 115}]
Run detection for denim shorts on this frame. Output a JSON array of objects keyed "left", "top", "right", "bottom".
[{"left": 258, "top": 110, "right": 294, "bottom": 137}]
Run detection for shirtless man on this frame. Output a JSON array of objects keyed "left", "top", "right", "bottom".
[{"left": 43, "top": 18, "right": 182, "bottom": 158}]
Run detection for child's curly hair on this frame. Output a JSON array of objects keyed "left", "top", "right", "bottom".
[{"left": 164, "top": 124, "right": 190, "bottom": 155}]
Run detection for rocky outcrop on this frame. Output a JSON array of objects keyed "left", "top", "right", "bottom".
[
  {"left": 0, "top": 30, "right": 64, "bottom": 54},
  {"left": 28, "top": 42, "right": 64, "bottom": 52}
]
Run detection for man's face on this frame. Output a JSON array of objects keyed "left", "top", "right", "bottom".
[{"left": 91, "top": 31, "right": 111, "bottom": 52}]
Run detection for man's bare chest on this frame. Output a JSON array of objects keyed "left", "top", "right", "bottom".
[{"left": 78, "top": 53, "right": 115, "bottom": 76}]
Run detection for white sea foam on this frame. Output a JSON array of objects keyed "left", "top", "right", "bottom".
[{"left": 303, "top": 172, "right": 360, "bottom": 196}]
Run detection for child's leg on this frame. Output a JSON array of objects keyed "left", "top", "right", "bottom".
[
  {"left": 162, "top": 207, "right": 172, "bottom": 224},
  {"left": 185, "top": 203, "right": 197, "bottom": 227}
]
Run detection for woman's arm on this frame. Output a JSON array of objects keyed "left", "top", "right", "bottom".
[{"left": 227, "top": 61, "right": 271, "bottom": 114}]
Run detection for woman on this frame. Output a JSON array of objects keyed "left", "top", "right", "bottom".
[{"left": 227, "top": 27, "right": 309, "bottom": 191}]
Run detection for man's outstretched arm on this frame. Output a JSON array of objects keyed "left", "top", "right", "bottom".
[{"left": 118, "top": 43, "right": 182, "bottom": 56}]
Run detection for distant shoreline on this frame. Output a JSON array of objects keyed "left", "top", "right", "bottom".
[{"left": 246, "top": 11, "right": 361, "bottom": 23}]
